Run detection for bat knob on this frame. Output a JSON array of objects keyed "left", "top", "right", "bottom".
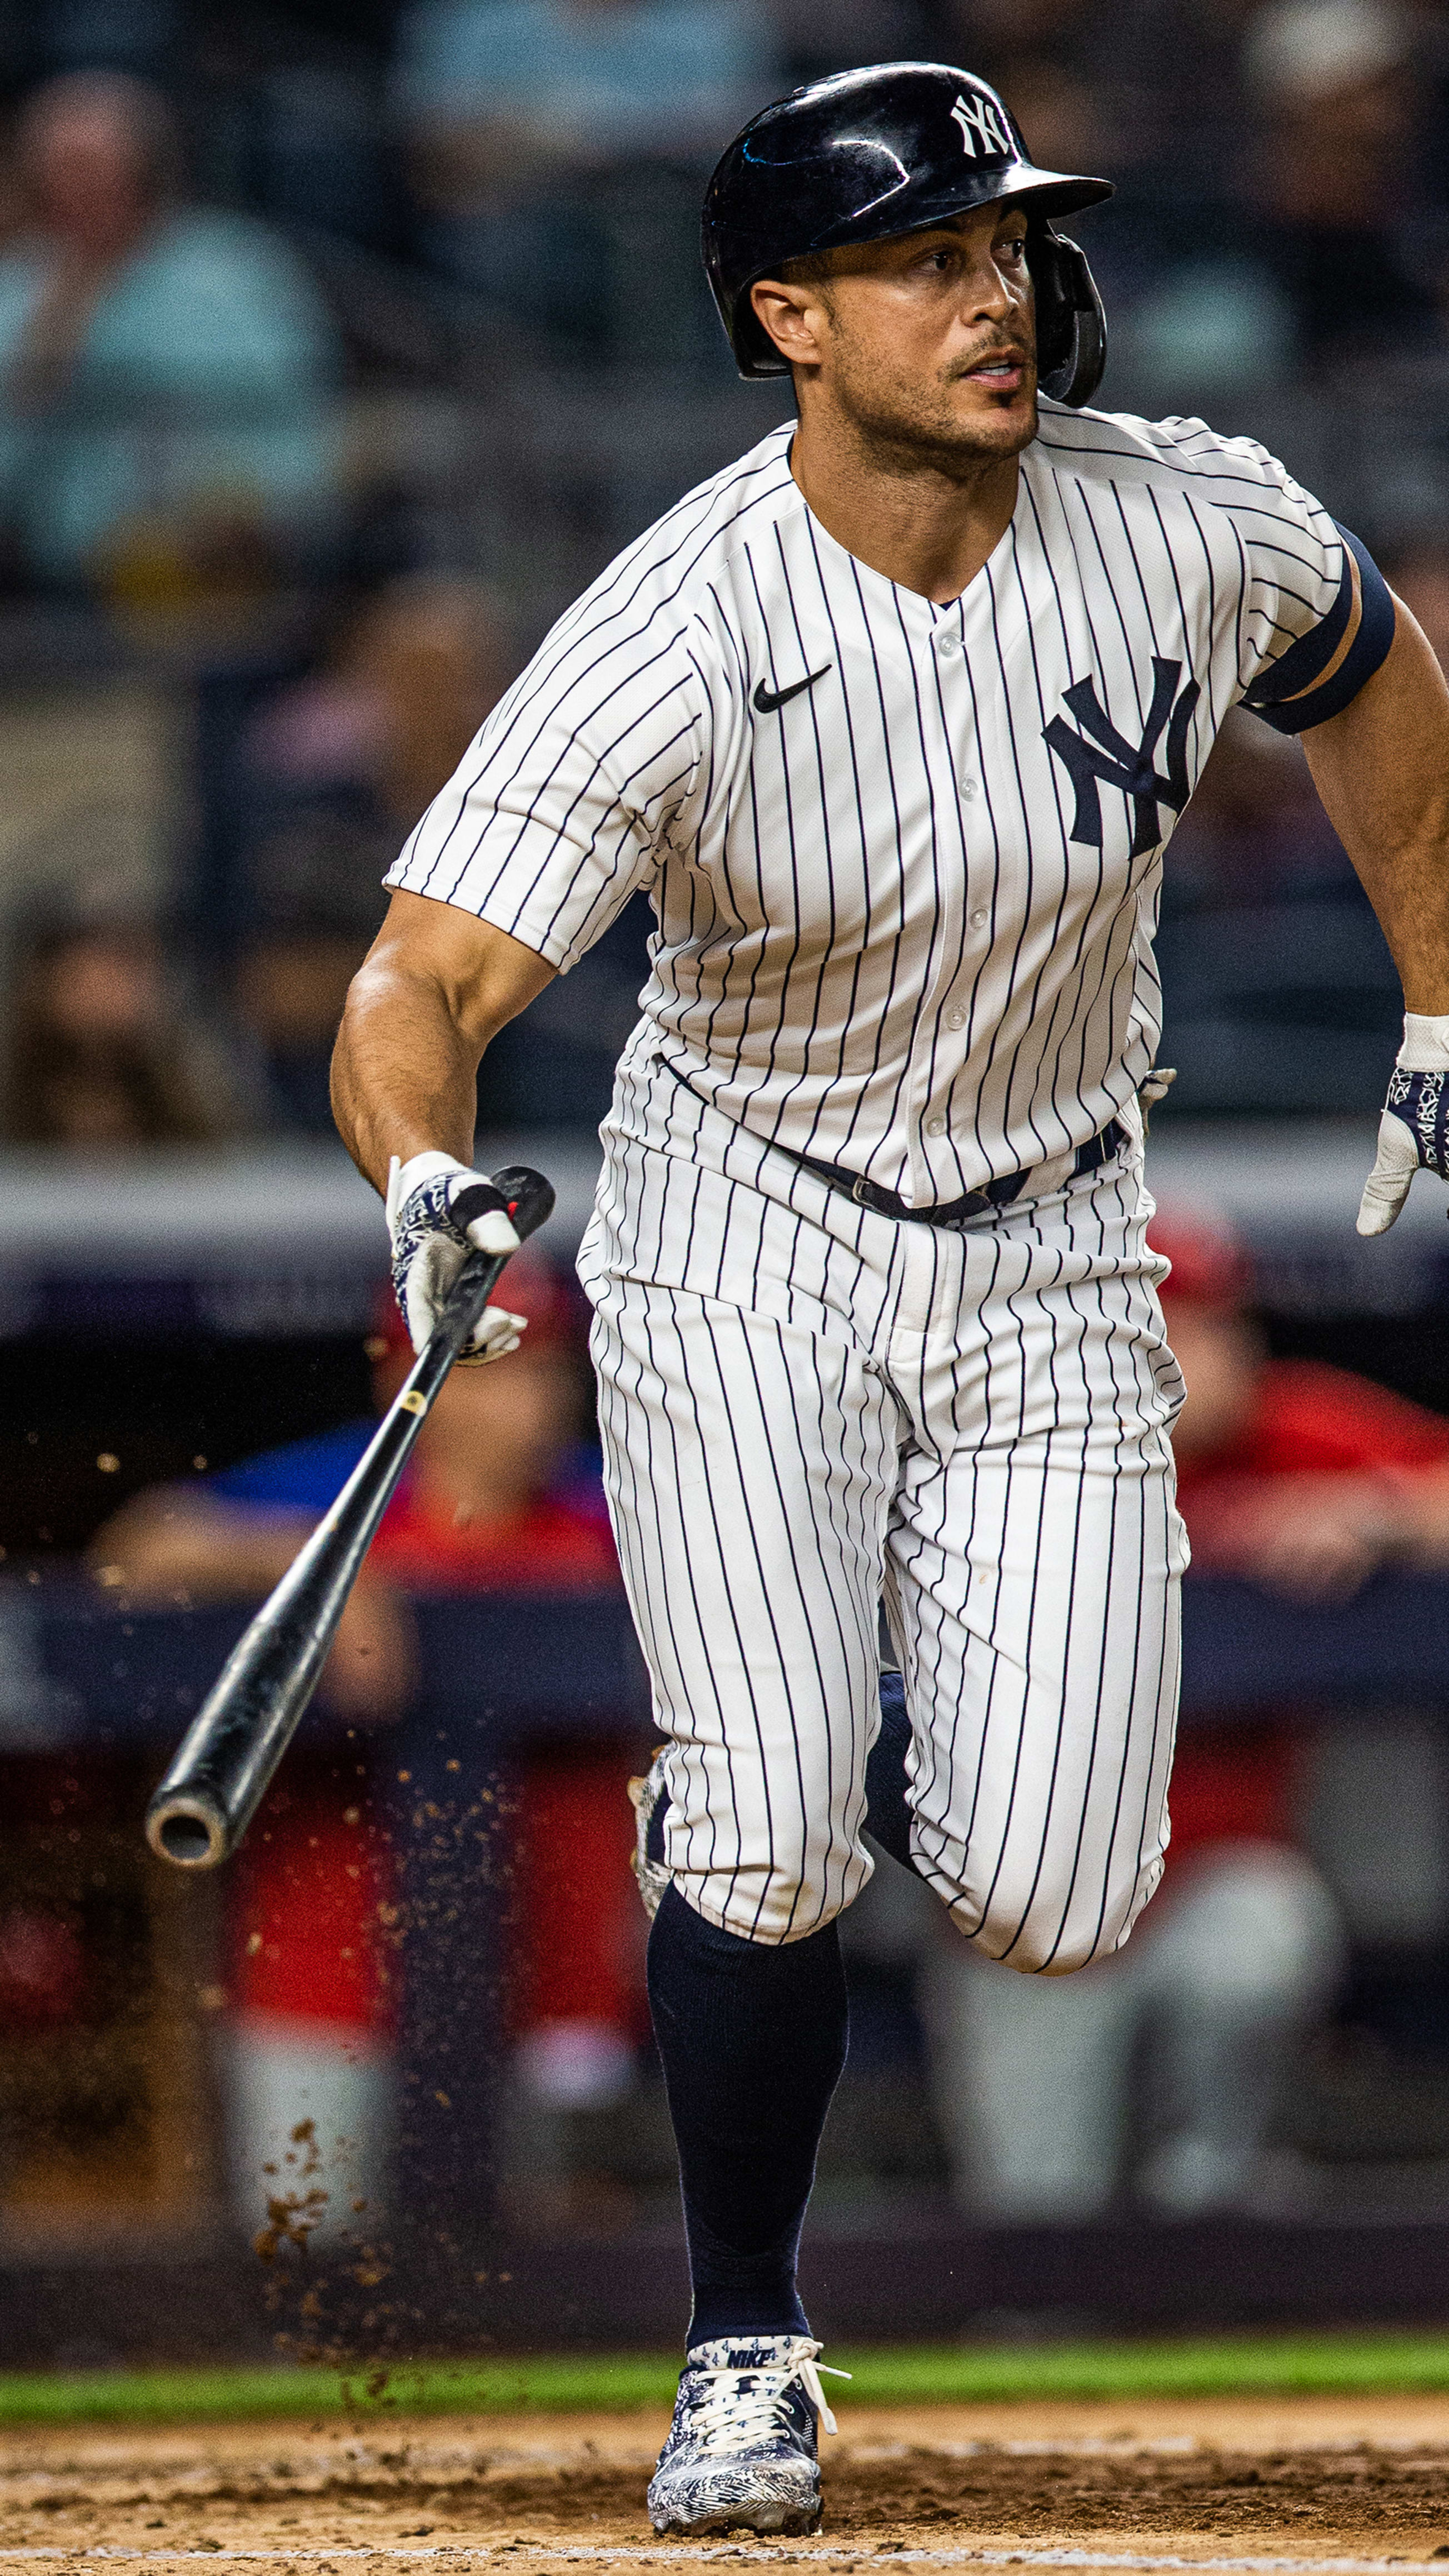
[
  {"left": 487, "top": 1164, "right": 556, "bottom": 1243},
  {"left": 146, "top": 1786, "right": 229, "bottom": 1869}
]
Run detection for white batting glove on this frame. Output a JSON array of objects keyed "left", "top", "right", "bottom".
[
  {"left": 386, "top": 1151, "right": 528, "bottom": 1363},
  {"left": 1358, "top": 1015, "right": 1449, "bottom": 1236}
]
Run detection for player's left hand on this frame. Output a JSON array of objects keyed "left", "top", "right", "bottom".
[
  {"left": 1358, "top": 1016, "right": 1449, "bottom": 1235},
  {"left": 386, "top": 1149, "right": 527, "bottom": 1362}
]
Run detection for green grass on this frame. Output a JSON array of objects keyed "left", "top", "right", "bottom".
[{"left": 7, "top": 2331, "right": 1449, "bottom": 2427}]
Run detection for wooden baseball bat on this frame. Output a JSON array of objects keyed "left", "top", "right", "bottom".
[{"left": 144, "top": 1164, "right": 556, "bottom": 1870}]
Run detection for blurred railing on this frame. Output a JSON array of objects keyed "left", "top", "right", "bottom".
[
  {"left": 0, "top": 1585, "right": 648, "bottom": 1752},
  {"left": 6, "top": 1575, "right": 1449, "bottom": 1756}
]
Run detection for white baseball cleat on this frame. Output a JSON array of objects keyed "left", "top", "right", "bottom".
[{"left": 646, "top": 2333, "right": 847, "bottom": 2535}]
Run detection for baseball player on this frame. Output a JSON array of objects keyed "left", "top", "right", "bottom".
[{"left": 333, "top": 61, "right": 1449, "bottom": 2538}]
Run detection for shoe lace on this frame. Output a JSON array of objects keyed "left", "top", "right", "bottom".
[{"left": 686, "top": 2337, "right": 850, "bottom": 2452}]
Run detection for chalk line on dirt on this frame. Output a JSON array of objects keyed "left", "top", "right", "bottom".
[{"left": 5, "top": 2548, "right": 1449, "bottom": 2570}]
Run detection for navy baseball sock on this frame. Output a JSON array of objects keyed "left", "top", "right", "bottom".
[
  {"left": 865, "top": 1668, "right": 915, "bottom": 1868},
  {"left": 647, "top": 1880, "right": 848, "bottom": 2349}
]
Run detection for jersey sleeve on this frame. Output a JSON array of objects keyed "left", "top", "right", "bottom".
[
  {"left": 1213, "top": 437, "right": 1396, "bottom": 733},
  {"left": 384, "top": 602, "right": 708, "bottom": 972}
]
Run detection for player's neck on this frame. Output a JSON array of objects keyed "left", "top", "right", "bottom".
[{"left": 788, "top": 413, "right": 1022, "bottom": 606}]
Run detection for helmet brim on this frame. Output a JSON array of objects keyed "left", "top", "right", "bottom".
[{"left": 797, "top": 162, "right": 1113, "bottom": 252}]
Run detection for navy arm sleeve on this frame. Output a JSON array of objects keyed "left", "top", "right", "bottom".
[{"left": 1241, "top": 523, "right": 1396, "bottom": 735}]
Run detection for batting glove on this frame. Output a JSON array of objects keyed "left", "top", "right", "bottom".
[
  {"left": 1358, "top": 1015, "right": 1449, "bottom": 1236},
  {"left": 386, "top": 1150, "right": 527, "bottom": 1362}
]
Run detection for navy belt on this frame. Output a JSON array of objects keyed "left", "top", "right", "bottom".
[
  {"left": 654, "top": 1056, "right": 1125, "bottom": 1230},
  {"left": 776, "top": 1121, "right": 1126, "bottom": 1226}
]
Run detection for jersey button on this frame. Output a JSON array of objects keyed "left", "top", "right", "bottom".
[
  {"left": 960, "top": 775, "right": 979, "bottom": 798},
  {"left": 935, "top": 630, "right": 960, "bottom": 660},
  {"left": 926, "top": 1115, "right": 947, "bottom": 1137},
  {"left": 970, "top": 907, "right": 988, "bottom": 930},
  {"left": 946, "top": 1007, "right": 966, "bottom": 1030}
]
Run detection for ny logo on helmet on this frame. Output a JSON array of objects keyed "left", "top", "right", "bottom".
[
  {"left": 1043, "top": 658, "right": 1200, "bottom": 855},
  {"left": 951, "top": 90, "right": 1012, "bottom": 159}
]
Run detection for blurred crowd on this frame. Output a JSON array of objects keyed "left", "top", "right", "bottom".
[{"left": 0, "top": 0, "right": 1436, "bottom": 1137}]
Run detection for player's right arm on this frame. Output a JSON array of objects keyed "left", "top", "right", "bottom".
[
  {"left": 333, "top": 564, "right": 704, "bottom": 1352},
  {"left": 332, "top": 887, "right": 555, "bottom": 1189},
  {"left": 332, "top": 888, "right": 558, "bottom": 1361}
]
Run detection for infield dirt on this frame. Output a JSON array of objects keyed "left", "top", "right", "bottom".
[{"left": 5, "top": 2394, "right": 1449, "bottom": 2569}]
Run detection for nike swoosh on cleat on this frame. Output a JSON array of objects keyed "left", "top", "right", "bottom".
[{"left": 753, "top": 664, "right": 832, "bottom": 714}]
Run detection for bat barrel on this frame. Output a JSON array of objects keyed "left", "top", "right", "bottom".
[
  {"left": 144, "top": 1162, "right": 556, "bottom": 1870},
  {"left": 148, "top": 1789, "right": 228, "bottom": 1869},
  {"left": 144, "top": 1600, "right": 339, "bottom": 1867}
]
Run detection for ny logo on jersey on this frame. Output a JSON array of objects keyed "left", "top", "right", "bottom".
[
  {"left": 951, "top": 89, "right": 1012, "bottom": 158},
  {"left": 1043, "top": 658, "right": 1200, "bottom": 856}
]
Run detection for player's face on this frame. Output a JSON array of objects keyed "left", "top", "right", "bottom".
[{"left": 759, "top": 203, "right": 1038, "bottom": 473}]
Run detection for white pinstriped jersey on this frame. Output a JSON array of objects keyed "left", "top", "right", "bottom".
[{"left": 387, "top": 401, "right": 1368, "bottom": 1207}]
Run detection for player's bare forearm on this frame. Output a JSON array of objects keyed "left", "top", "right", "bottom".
[
  {"left": 332, "top": 889, "right": 556, "bottom": 1195},
  {"left": 332, "top": 951, "right": 483, "bottom": 1182},
  {"left": 1303, "top": 601, "right": 1449, "bottom": 1014}
]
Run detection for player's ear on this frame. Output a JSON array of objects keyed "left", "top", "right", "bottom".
[{"left": 750, "top": 276, "right": 830, "bottom": 370}]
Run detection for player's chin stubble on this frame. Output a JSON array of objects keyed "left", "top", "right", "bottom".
[{"left": 832, "top": 345, "right": 1039, "bottom": 482}]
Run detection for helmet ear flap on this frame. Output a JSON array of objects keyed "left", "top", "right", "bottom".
[
  {"left": 731, "top": 274, "right": 792, "bottom": 380},
  {"left": 1029, "top": 221, "right": 1107, "bottom": 407}
]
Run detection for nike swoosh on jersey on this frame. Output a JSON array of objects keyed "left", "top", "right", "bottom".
[{"left": 753, "top": 663, "right": 832, "bottom": 714}]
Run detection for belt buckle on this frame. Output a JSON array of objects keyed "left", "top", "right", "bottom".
[{"left": 852, "top": 1173, "right": 902, "bottom": 1220}]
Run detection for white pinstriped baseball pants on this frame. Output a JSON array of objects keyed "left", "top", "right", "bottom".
[{"left": 579, "top": 1045, "right": 1188, "bottom": 1965}]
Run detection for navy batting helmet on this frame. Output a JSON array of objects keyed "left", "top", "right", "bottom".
[{"left": 702, "top": 62, "right": 1113, "bottom": 407}]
